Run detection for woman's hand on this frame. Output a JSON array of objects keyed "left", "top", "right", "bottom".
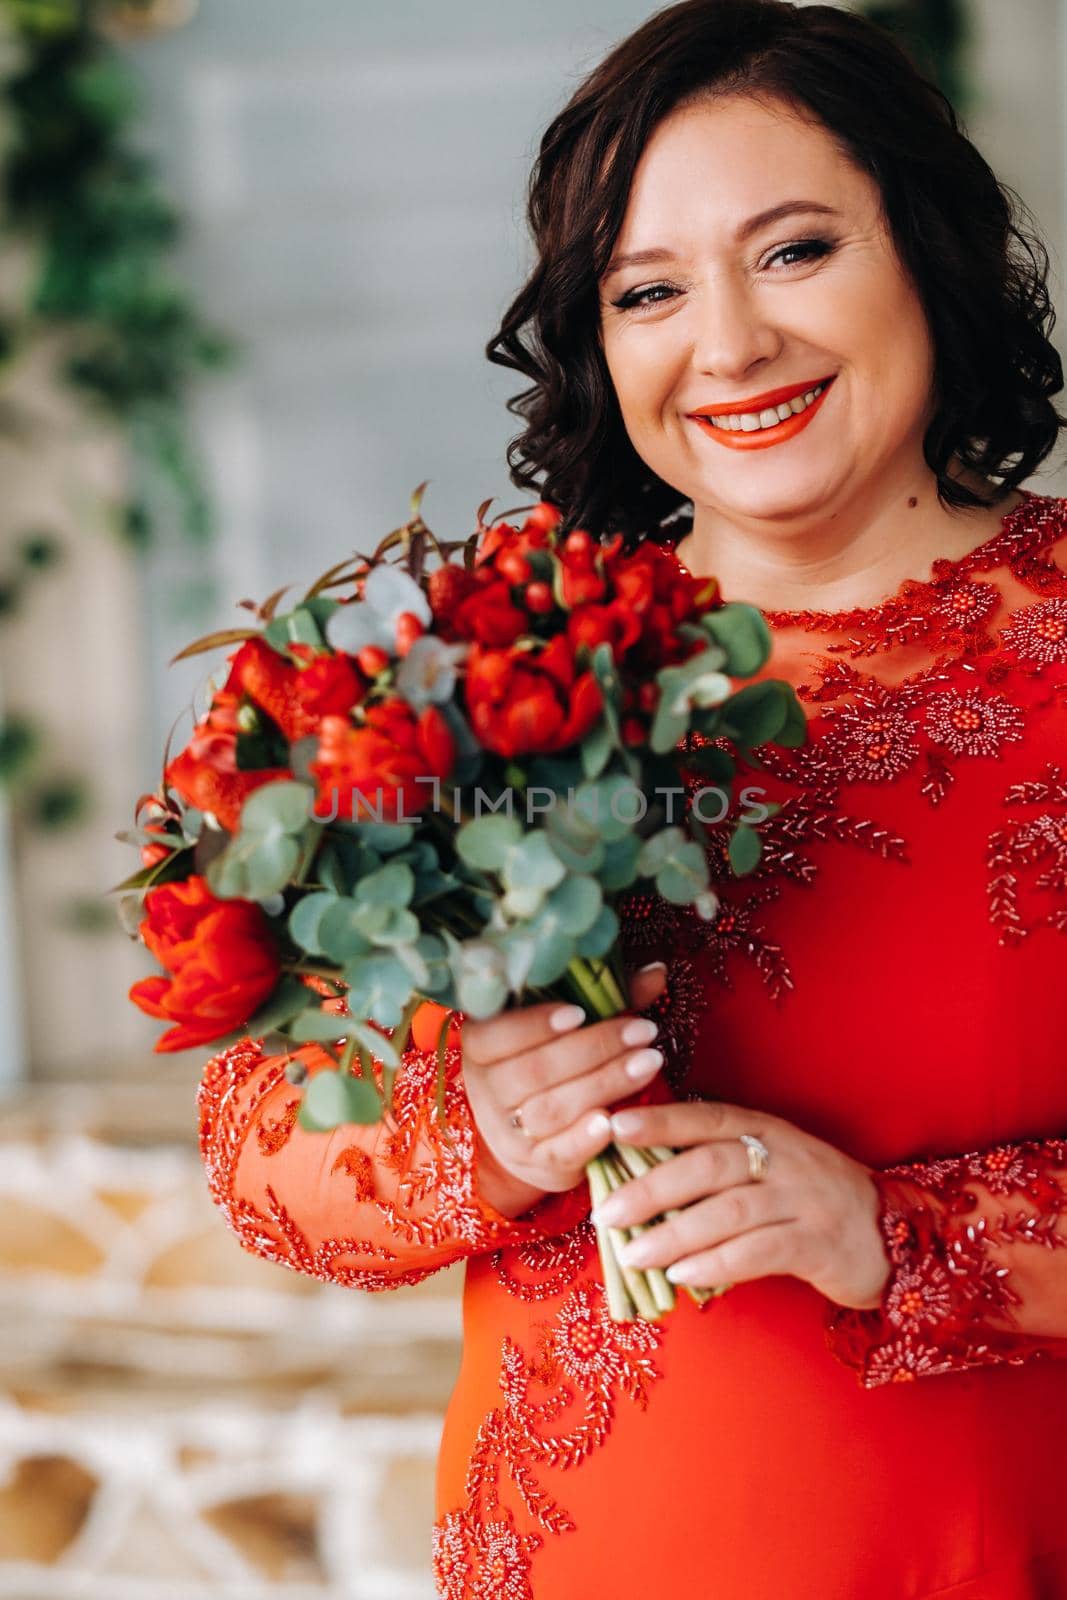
[
  {"left": 589, "top": 1100, "right": 892, "bottom": 1312},
  {"left": 460, "top": 963, "right": 669, "bottom": 1220}
]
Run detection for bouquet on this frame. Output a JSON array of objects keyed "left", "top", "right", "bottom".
[{"left": 116, "top": 487, "right": 806, "bottom": 1321}]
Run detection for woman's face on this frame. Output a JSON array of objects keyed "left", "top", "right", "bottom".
[{"left": 597, "top": 93, "right": 937, "bottom": 528}]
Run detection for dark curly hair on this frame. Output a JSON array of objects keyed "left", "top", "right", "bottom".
[{"left": 485, "top": 0, "right": 1066, "bottom": 544}]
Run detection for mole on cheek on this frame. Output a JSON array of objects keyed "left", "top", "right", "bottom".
[{"left": 908, "top": 497, "right": 918, "bottom": 508}]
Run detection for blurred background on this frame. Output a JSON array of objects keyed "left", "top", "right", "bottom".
[{"left": 0, "top": 0, "right": 1063, "bottom": 1594}]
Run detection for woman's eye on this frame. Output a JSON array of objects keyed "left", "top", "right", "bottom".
[
  {"left": 765, "top": 237, "right": 833, "bottom": 270},
  {"left": 611, "top": 282, "right": 679, "bottom": 312}
]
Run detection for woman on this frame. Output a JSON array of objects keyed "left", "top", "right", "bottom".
[{"left": 197, "top": 2, "right": 1067, "bottom": 1594}]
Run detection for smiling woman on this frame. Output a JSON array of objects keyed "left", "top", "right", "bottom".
[{"left": 196, "top": 4, "right": 1067, "bottom": 1597}]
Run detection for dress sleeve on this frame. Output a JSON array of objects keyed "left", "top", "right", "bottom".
[
  {"left": 196, "top": 1022, "right": 592, "bottom": 1292},
  {"left": 824, "top": 1136, "right": 1067, "bottom": 1387}
]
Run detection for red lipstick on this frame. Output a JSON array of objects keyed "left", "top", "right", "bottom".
[{"left": 687, "top": 375, "right": 836, "bottom": 452}]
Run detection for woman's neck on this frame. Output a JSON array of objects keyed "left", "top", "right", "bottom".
[{"left": 673, "top": 471, "right": 1026, "bottom": 613}]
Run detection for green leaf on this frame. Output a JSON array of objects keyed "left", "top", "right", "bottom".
[
  {"left": 502, "top": 832, "right": 566, "bottom": 892},
  {"left": 596, "top": 832, "right": 641, "bottom": 891},
  {"left": 574, "top": 903, "right": 619, "bottom": 958},
  {"left": 285, "top": 607, "right": 326, "bottom": 648},
  {"left": 580, "top": 718, "right": 614, "bottom": 780},
  {"left": 302, "top": 595, "right": 340, "bottom": 631},
  {"left": 455, "top": 810, "right": 523, "bottom": 870},
  {"left": 655, "top": 838, "right": 711, "bottom": 904},
  {"left": 703, "top": 603, "right": 772, "bottom": 677},
  {"left": 288, "top": 891, "right": 339, "bottom": 956},
  {"left": 524, "top": 922, "right": 577, "bottom": 987},
  {"left": 348, "top": 820, "right": 415, "bottom": 853},
  {"left": 728, "top": 823, "right": 762, "bottom": 877},
  {"left": 575, "top": 775, "right": 644, "bottom": 842},
  {"left": 240, "top": 780, "right": 315, "bottom": 835},
  {"left": 243, "top": 975, "right": 319, "bottom": 1037},
  {"left": 544, "top": 874, "right": 602, "bottom": 935},
  {"left": 719, "top": 680, "right": 790, "bottom": 748},
  {"left": 342, "top": 953, "right": 415, "bottom": 1027},
  {"left": 207, "top": 831, "right": 302, "bottom": 900},
  {"left": 355, "top": 859, "right": 415, "bottom": 908},
  {"left": 317, "top": 899, "right": 375, "bottom": 963},
  {"left": 356, "top": 903, "right": 421, "bottom": 947},
  {"left": 298, "top": 1069, "right": 383, "bottom": 1132},
  {"left": 775, "top": 687, "right": 809, "bottom": 749}
]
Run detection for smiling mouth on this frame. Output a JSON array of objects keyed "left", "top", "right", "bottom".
[{"left": 688, "top": 376, "right": 836, "bottom": 450}]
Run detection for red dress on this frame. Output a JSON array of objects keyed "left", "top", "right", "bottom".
[{"left": 197, "top": 488, "right": 1067, "bottom": 1598}]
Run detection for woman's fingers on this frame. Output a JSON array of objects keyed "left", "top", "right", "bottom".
[
  {"left": 512, "top": 1041, "right": 664, "bottom": 1141},
  {"left": 488, "top": 1010, "right": 660, "bottom": 1109},
  {"left": 522, "top": 1103, "right": 617, "bottom": 1181},
  {"left": 462, "top": 999, "right": 587, "bottom": 1066},
  {"left": 627, "top": 960, "right": 668, "bottom": 1012}
]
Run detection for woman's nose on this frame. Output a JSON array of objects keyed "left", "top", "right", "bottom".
[{"left": 688, "top": 274, "right": 781, "bottom": 383}]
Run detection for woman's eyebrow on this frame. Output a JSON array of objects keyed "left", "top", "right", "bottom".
[{"left": 602, "top": 199, "right": 842, "bottom": 279}]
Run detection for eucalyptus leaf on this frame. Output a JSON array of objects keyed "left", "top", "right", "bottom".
[
  {"left": 580, "top": 718, "right": 615, "bottom": 780},
  {"left": 501, "top": 832, "right": 566, "bottom": 892},
  {"left": 573, "top": 903, "right": 619, "bottom": 958},
  {"left": 355, "top": 859, "right": 415, "bottom": 907},
  {"left": 720, "top": 680, "right": 790, "bottom": 748},
  {"left": 575, "top": 775, "right": 643, "bottom": 843},
  {"left": 317, "top": 900, "right": 375, "bottom": 963},
  {"left": 656, "top": 837, "right": 712, "bottom": 904},
  {"left": 456, "top": 811, "right": 523, "bottom": 871},
  {"left": 298, "top": 1068, "right": 383, "bottom": 1132},
  {"left": 544, "top": 874, "right": 602, "bottom": 935},
  {"left": 288, "top": 891, "right": 338, "bottom": 957},
  {"left": 240, "top": 779, "right": 316, "bottom": 836},
  {"left": 728, "top": 823, "right": 763, "bottom": 876},
  {"left": 703, "top": 602, "right": 772, "bottom": 677},
  {"left": 597, "top": 832, "right": 642, "bottom": 891},
  {"left": 243, "top": 975, "right": 320, "bottom": 1037},
  {"left": 349, "top": 820, "right": 415, "bottom": 854},
  {"left": 206, "top": 831, "right": 302, "bottom": 900},
  {"left": 342, "top": 953, "right": 415, "bottom": 1027},
  {"left": 357, "top": 903, "right": 421, "bottom": 947}
]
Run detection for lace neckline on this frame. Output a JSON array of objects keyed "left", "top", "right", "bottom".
[{"left": 664, "top": 487, "right": 1050, "bottom": 632}]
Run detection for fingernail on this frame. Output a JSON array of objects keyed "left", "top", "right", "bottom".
[
  {"left": 625, "top": 1047, "right": 663, "bottom": 1081},
  {"left": 611, "top": 1110, "right": 643, "bottom": 1138},
  {"left": 592, "top": 1196, "right": 625, "bottom": 1226},
  {"left": 550, "top": 1004, "right": 586, "bottom": 1032},
  {"left": 585, "top": 1111, "right": 611, "bottom": 1139},
  {"left": 637, "top": 960, "right": 666, "bottom": 974},
  {"left": 621, "top": 1016, "right": 658, "bottom": 1047}
]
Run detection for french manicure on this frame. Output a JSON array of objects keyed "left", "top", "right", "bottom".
[
  {"left": 550, "top": 1004, "right": 586, "bottom": 1032},
  {"left": 637, "top": 960, "right": 667, "bottom": 974},
  {"left": 625, "top": 1047, "right": 663, "bottom": 1081},
  {"left": 621, "top": 1016, "right": 658, "bottom": 1047}
]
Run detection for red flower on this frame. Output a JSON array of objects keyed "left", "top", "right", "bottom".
[
  {"left": 604, "top": 542, "right": 719, "bottom": 666},
  {"left": 165, "top": 693, "right": 291, "bottom": 834},
  {"left": 309, "top": 698, "right": 456, "bottom": 821},
  {"left": 465, "top": 635, "right": 602, "bottom": 757},
  {"left": 223, "top": 637, "right": 363, "bottom": 741},
  {"left": 452, "top": 577, "right": 528, "bottom": 647},
  {"left": 427, "top": 562, "right": 480, "bottom": 626},
  {"left": 476, "top": 517, "right": 553, "bottom": 567},
  {"left": 129, "top": 876, "right": 280, "bottom": 1053}
]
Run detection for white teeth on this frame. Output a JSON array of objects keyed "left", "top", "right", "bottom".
[{"left": 705, "top": 382, "right": 826, "bottom": 432}]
